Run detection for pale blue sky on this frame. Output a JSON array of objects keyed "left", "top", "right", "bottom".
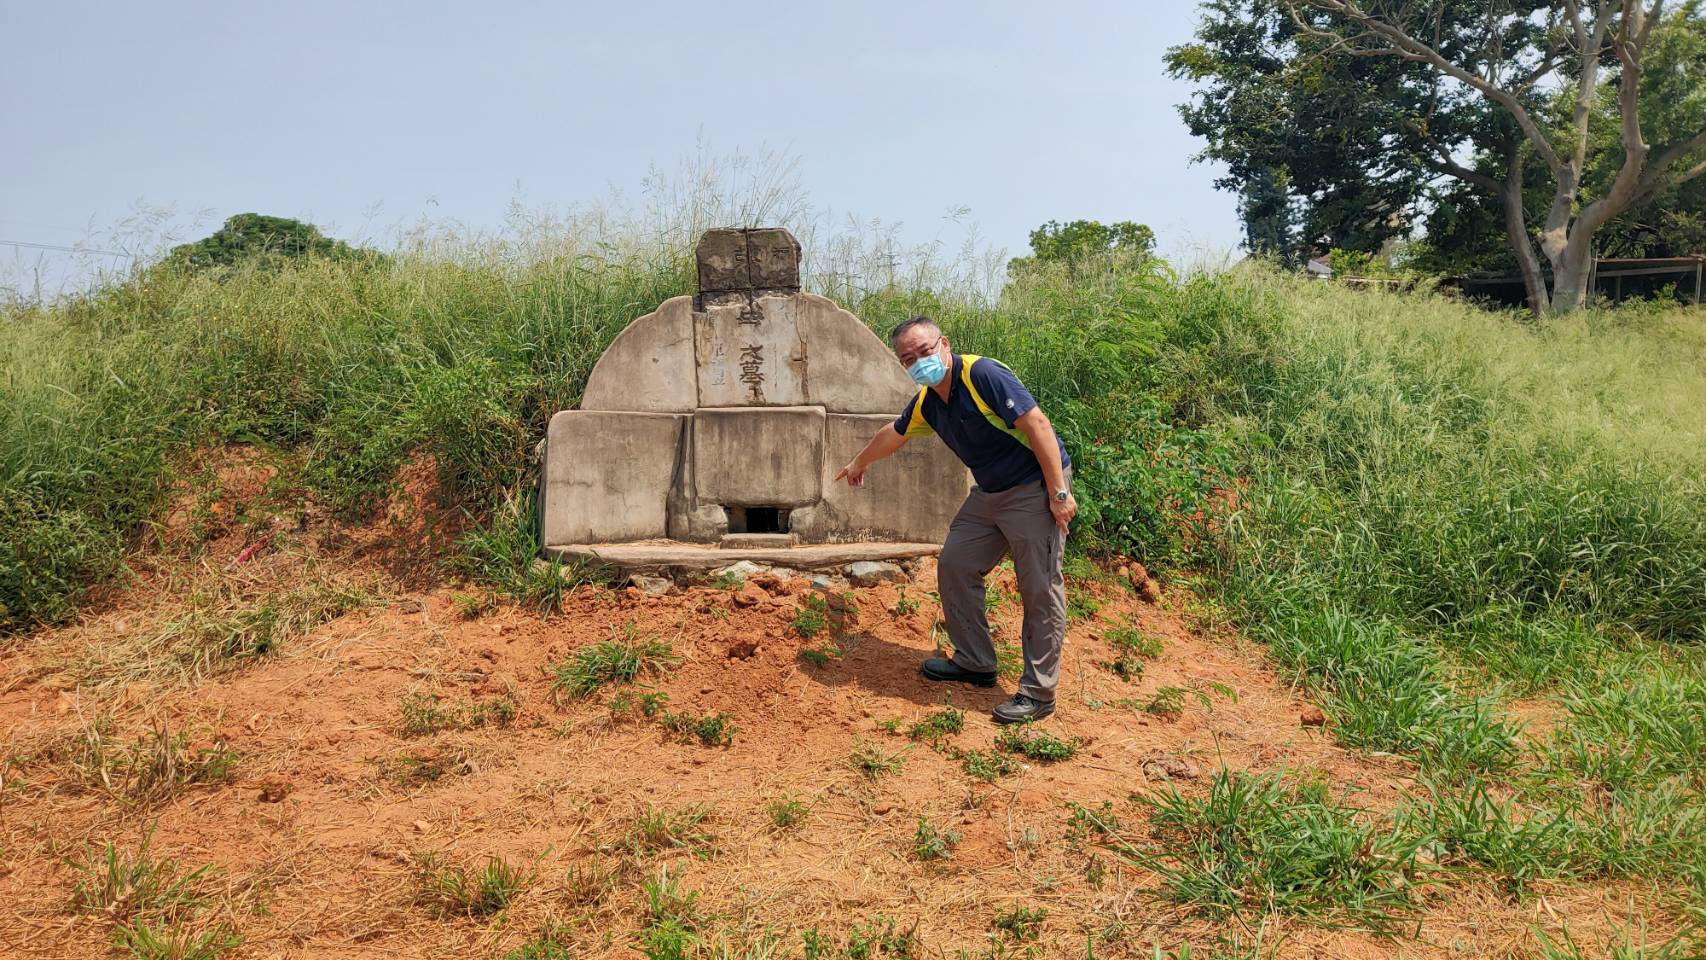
[{"left": 1, "top": 1, "right": 1239, "bottom": 294}]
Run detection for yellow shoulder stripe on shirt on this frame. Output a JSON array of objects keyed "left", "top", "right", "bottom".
[
  {"left": 901, "top": 387, "right": 933, "bottom": 437},
  {"left": 904, "top": 356, "right": 1033, "bottom": 449}
]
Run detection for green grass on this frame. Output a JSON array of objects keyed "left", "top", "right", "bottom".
[
  {"left": 65, "top": 720, "right": 238, "bottom": 808},
  {"left": 502, "top": 925, "right": 576, "bottom": 960},
  {"left": 766, "top": 796, "right": 810, "bottom": 833},
  {"left": 621, "top": 804, "right": 716, "bottom": 857},
  {"left": 411, "top": 852, "right": 531, "bottom": 919},
  {"left": 659, "top": 709, "right": 737, "bottom": 748},
  {"left": 399, "top": 693, "right": 517, "bottom": 736},
  {"left": 1176, "top": 272, "right": 1706, "bottom": 915},
  {"left": 847, "top": 739, "right": 908, "bottom": 781},
  {"left": 70, "top": 835, "right": 218, "bottom": 923},
  {"left": 638, "top": 865, "right": 703, "bottom": 960},
  {"left": 1121, "top": 770, "right": 1426, "bottom": 937},
  {"left": 114, "top": 921, "right": 242, "bottom": 960},
  {"left": 549, "top": 623, "right": 676, "bottom": 700}
]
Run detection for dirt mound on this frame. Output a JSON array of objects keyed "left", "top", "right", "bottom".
[{"left": 0, "top": 550, "right": 1656, "bottom": 958}]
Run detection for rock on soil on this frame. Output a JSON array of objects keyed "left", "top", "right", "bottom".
[
  {"left": 629, "top": 574, "right": 674, "bottom": 596},
  {"left": 710, "top": 560, "right": 767, "bottom": 583},
  {"left": 847, "top": 560, "right": 906, "bottom": 587}
]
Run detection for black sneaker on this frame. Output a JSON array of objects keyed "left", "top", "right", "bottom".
[
  {"left": 992, "top": 694, "right": 1055, "bottom": 724},
  {"left": 919, "top": 657, "right": 997, "bottom": 688}
]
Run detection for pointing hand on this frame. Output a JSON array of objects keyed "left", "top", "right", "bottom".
[{"left": 833, "top": 460, "right": 868, "bottom": 488}]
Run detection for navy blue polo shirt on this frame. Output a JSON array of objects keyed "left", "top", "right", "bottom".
[{"left": 892, "top": 354, "right": 1071, "bottom": 493}]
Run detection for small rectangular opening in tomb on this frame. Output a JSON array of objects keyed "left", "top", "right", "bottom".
[{"left": 726, "top": 506, "right": 789, "bottom": 534}]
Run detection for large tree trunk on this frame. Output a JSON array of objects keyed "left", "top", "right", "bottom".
[
  {"left": 1500, "top": 154, "right": 1549, "bottom": 316},
  {"left": 1548, "top": 238, "right": 1597, "bottom": 312}
]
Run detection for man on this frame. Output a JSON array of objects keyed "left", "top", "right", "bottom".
[{"left": 833, "top": 316, "right": 1075, "bottom": 724}]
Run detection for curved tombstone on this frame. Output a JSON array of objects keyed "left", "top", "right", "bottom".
[{"left": 542, "top": 227, "right": 970, "bottom": 565}]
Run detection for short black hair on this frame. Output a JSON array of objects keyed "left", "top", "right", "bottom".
[{"left": 888, "top": 315, "right": 938, "bottom": 348}]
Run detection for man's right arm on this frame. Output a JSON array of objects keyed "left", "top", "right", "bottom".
[{"left": 833, "top": 424, "right": 908, "bottom": 488}]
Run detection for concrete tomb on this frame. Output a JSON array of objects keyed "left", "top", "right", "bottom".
[{"left": 540, "top": 227, "right": 970, "bottom": 571}]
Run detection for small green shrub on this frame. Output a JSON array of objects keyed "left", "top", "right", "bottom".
[
  {"left": 766, "top": 797, "right": 810, "bottom": 833},
  {"left": 957, "top": 749, "right": 1020, "bottom": 783},
  {"left": 912, "top": 817, "right": 961, "bottom": 861},
  {"left": 907, "top": 706, "right": 965, "bottom": 745},
  {"left": 608, "top": 689, "right": 671, "bottom": 722},
  {"left": 792, "top": 604, "right": 829, "bottom": 639},
  {"left": 995, "top": 724, "right": 1079, "bottom": 762},
  {"left": 890, "top": 588, "right": 921, "bottom": 617},
  {"left": 1145, "top": 686, "right": 1187, "bottom": 720},
  {"left": 991, "top": 905, "right": 1048, "bottom": 942},
  {"left": 798, "top": 645, "right": 840, "bottom": 668},
  {"left": 1065, "top": 800, "right": 1123, "bottom": 845}
]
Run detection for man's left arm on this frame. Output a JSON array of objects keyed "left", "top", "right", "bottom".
[{"left": 1013, "top": 406, "right": 1076, "bottom": 532}]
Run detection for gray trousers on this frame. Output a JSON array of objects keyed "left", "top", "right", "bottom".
[{"left": 936, "top": 471, "right": 1068, "bottom": 702}]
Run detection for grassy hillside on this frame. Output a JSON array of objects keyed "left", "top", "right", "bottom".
[
  {"left": 3, "top": 230, "right": 1705, "bottom": 954},
  {"left": 0, "top": 242, "right": 1231, "bottom": 633}
]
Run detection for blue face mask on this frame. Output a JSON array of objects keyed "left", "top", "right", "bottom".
[{"left": 908, "top": 353, "right": 947, "bottom": 387}]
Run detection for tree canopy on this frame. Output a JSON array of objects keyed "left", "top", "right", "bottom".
[
  {"left": 1168, "top": 0, "right": 1706, "bottom": 312},
  {"left": 1007, "top": 219, "right": 1156, "bottom": 275},
  {"left": 168, "top": 213, "right": 376, "bottom": 270}
]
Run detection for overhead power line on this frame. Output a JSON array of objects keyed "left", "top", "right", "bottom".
[{"left": 0, "top": 239, "right": 135, "bottom": 259}]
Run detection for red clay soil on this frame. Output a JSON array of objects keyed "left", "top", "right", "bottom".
[{"left": 0, "top": 541, "right": 1671, "bottom": 958}]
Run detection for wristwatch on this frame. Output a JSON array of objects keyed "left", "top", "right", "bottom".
[{"left": 1053, "top": 489, "right": 1070, "bottom": 502}]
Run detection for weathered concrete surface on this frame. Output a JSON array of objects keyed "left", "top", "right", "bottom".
[
  {"left": 543, "top": 411, "right": 685, "bottom": 544},
  {"left": 545, "top": 540, "right": 942, "bottom": 571},
  {"left": 696, "top": 227, "right": 801, "bottom": 293},
  {"left": 790, "top": 414, "right": 971, "bottom": 543},
  {"left": 721, "top": 533, "right": 797, "bottom": 549},
  {"left": 695, "top": 296, "right": 808, "bottom": 407},
  {"left": 797, "top": 294, "right": 916, "bottom": 413},
  {"left": 691, "top": 406, "right": 825, "bottom": 507},
  {"left": 665, "top": 416, "right": 730, "bottom": 542},
  {"left": 581, "top": 296, "right": 698, "bottom": 413}
]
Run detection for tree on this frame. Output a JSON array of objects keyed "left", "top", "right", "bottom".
[
  {"left": 1166, "top": 1, "right": 1439, "bottom": 258},
  {"left": 1240, "top": 165, "right": 1300, "bottom": 260},
  {"left": 1170, "top": 1, "right": 1706, "bottom": 313},
  {"left": 1415, "top": 13, "right": 1706, "bottom": 274},
  {"left": 168, "top": 213, "right": 374, "bottom": 270},
  {"left": 1006, "top": 219, "right": 1156, "bottom": 277}
]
